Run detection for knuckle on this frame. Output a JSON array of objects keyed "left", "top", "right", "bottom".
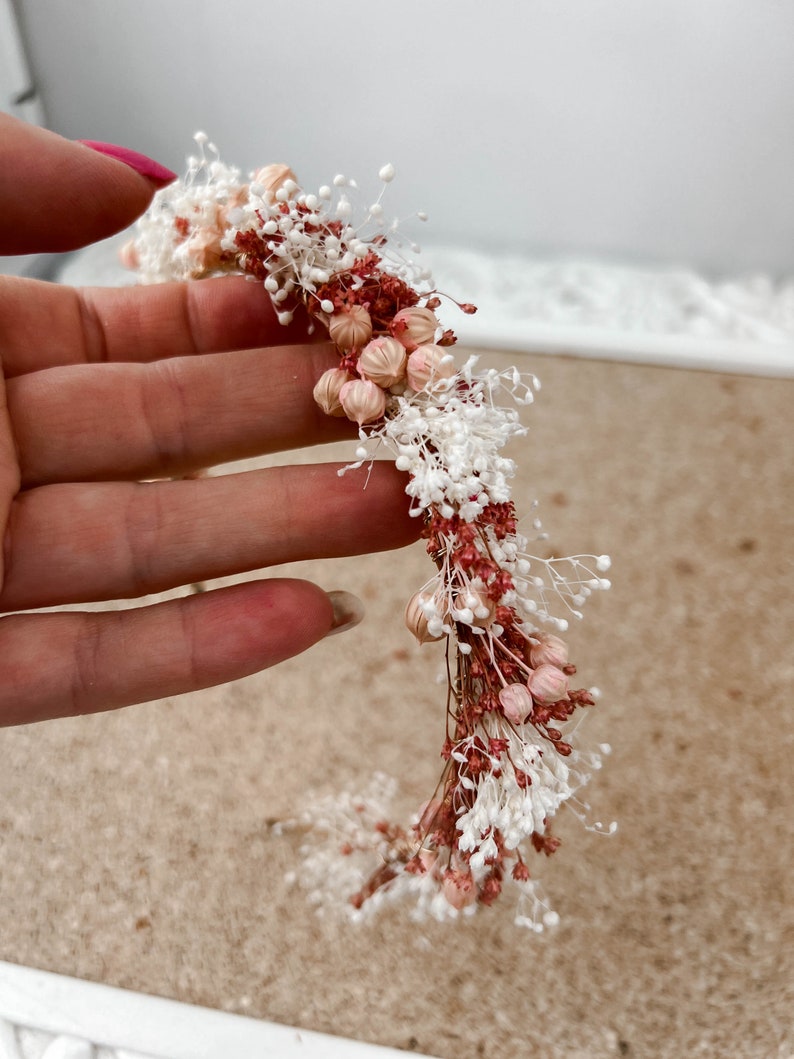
[
  {"left": 122, "top": 483, "right": 167, "bottom": 596},
  {"left": 71, "top": 616, "right": 104, "bottom": 712},
  {"left": 139, "top": 358, "right": 193, "bottom": 474}
]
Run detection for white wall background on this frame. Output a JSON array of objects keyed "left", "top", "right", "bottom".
[{"left": 8, "top": 0, "right": 794, "bottom": 276}]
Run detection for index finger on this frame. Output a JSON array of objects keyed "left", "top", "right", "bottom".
[
  {"left": 0, "top": 274, "right": 314, "bottom": 378},
  {"left": 0, "top": 113, "right": 165, "bottom": 254}
]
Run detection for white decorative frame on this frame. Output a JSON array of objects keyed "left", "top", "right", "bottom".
[
  {"left": 426, "top": 247, "right": 794, "bottom": 377},
  {"left": 0, "top": 962, "right": 434, "bottom": 1059}
]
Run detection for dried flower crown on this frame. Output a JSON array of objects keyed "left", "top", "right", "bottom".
[{"left": 130, "top": 134, "right": 613, "bottom": 930}]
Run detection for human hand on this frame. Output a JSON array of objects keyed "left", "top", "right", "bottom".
[{"left": 0, "top": 115, "right": 417, "bottom": 726}]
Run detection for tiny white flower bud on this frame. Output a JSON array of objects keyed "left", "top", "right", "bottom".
[
  {"left": 407, "top": 344, "right": 456, "bottom": 392},
  {"left": 328, "top": 305, "right": 373, "bottom": 350},
  {"left": 528, "top": 663, "right": 570, "bottom": 705},
  {"left": 358, "top": 337, "right": 407, "bottom": 388},
  {"left": 453, "top": 584, "right": 496, "bottom": 628},
  {"left": 339, "top": 378, "right": 386, "bottom": 425},
  {"left": 378, "top": 162, "right": 396, "bottom": 183},
  {"left": 312, "top": 368, "right": 355, "bottom": 417}
]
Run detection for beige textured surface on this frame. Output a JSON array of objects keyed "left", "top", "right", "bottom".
[{"left": 0, "top": 352, "right": 792, "bottom": 1058}]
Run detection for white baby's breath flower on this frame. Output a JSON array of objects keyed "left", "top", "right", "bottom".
[{"left": 132, "top": 138, "right": 613, "bottom": 930}]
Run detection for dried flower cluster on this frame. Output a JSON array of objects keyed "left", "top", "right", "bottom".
[{"left": 131, "top": 136, "right": 613, "bottom": 930}]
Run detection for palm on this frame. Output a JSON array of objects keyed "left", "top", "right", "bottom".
[{"left": 0, "top": 117, "right": 415, "bottom": 725}]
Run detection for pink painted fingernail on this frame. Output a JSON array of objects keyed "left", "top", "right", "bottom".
[{"left": 77, "top": 140, "right": 177, "bottom": 187}]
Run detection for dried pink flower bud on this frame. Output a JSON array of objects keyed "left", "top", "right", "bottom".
[
  {"left": 216, "top": 185, "right": 250, "bottom": 228},
  {"left": 529, "top": 634, "right": 569, "bottom": 669},
  {"left": 119, "top": 239, "right": 139, "bottom": 270},
  {"left": 417, "top": 849, "right": 440, "bottom": 874},
  {"left": 229, "top": 185, "right": 250, "bottom": 208},
  {"left": 184, "top": 229, "right": 224, "bottom": 275},
  {"left": 339, "top": 378, "right": 386, "bottom": 426},
  {"left": 528, "top": 664, "right": 570, "bottom": 705},
  {"left": 417, "top": 798, "right": 444, "bottom": 833},
  {"left": 358, "top": 337, "right": 407, "bottom": 388},
  {"left": 313, "top": 368, "right": 355, "bottom": 417},
  {"left": 442, "top": 869, "right": 476, "bottom": 911},
  {"left": 328, "top": 305, "right": 373, "bottom": 350},
  {"left": 253, "top": 163, "right": 297, "bottom": 195},
  {"left": 406, "top": 344, "right": 456, "bottom": 392},
  {"left": 391, "top": 306, "right": 439, "bottom": 350},
  {"left": 499, "top": 683, "right": 534, "bottom": 725},
  {"left": 404, "top": 592, "right": 446, "bottom": 644}
]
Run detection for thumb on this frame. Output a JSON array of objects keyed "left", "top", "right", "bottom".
[{"left": 0, "top": 113, "right": 177, "bottom": 255}]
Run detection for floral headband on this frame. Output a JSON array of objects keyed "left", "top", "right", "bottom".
[{"left": 129, "top": 135, "right": 613, "bottom": 930}]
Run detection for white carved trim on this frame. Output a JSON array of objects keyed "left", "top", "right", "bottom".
[
  {"left": 425, "top": 246, "right": 794, "bottom": 377},
  {"left": 0, "top": 962, "right": 434, "bottom": 1059}
]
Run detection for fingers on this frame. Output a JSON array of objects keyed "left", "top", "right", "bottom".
[
  {"left": 0, "top": 114, "right": 170, "bottom": 254},
  {"left": 0, "top": 388, "right": 20, "bottom": 595},
  {"left": 10, "top": 342, "right": 350, "bottom": 486},
  {"left": 1, "top": 462, "right": 418, "bottom": 611},
  {"left": 0, "top": 578, "right": 339, "bottom": 725},
  {"left": 0, "top": 274, "right": 316, "bottom": 379}
]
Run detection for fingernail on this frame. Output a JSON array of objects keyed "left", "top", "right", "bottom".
[
  {"left": 325, "top": 590, "right": 365, "bottom": 637},
  {"left": 77, "top": 140, "right": 177, "bottom": 188}
]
